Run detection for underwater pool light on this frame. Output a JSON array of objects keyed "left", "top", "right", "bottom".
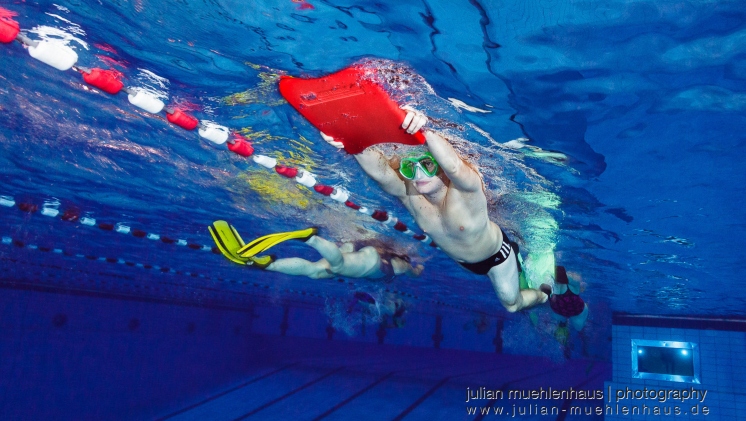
[{"left": 632, "top": 340, "right": 700, "bottom": 383}]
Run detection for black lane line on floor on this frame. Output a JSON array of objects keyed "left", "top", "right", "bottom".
[
  {"left": 312, "top": 372, "right": 396, "bottom": 421},
  {"left": 231, "top": 366, "right": 347, "bottom": 421},
  {"left": 392, "top": 376, "right": 452, "bottom": 421},
  {"left": 156, "top": 363, "right": 300, "bottom": 420},
  {"left": 313, "top": 356, "right": 519, "bottom": 420},
  {"left": 0, "top": 279, "right": 256, "bottom": 313},
  {"left": 390, "top": 357, "right": 531, "bottom": 420}
]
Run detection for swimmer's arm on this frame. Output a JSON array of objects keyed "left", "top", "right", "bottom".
[
  {"left": 320, "top": 131, "right": 406, "bottom": 197},
  {"left": 353, "top": 149, "right": 407, "bottom": 197},
  {"left": 423, "top": 131, "right": 483, "bottom": 192}
]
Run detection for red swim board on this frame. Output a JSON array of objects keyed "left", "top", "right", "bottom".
[{"left": 279, "top": 66, "right": 426, "bottom": 154}]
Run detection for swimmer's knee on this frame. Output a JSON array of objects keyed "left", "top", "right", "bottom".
[
  {"left": 502, "top": 289, "right": 545, "bottom": 312},
  {"left": 328, "top": 263, "right": 344, "bottom": 274},
  {"left": 503, "top": 303, "right": 520, "bottom": 313},
  {"left": 501, "top": 296, "right": 522, "bottom": 313},
  {"left": 307, "top": 263, "right": 333, "bottom": 279}
]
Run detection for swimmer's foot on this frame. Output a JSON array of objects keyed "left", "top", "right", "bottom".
[
  {"left": 248, "top": 254, "right": 276, "bottom": 270},
  {"left": 209, "top": 220, "right": 255, "bottom": 266}
]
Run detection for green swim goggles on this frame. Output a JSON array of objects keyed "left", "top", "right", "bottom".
[{"left": 399, "top": 152, "right": 440, "bottom": 180}]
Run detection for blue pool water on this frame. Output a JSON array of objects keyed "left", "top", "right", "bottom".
[{"left": 1, "top": 0, "right": 745, "bottom": 419}]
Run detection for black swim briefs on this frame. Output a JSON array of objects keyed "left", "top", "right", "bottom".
[{"left": 458, "top": 231, "right": 518, "bottom": 275}]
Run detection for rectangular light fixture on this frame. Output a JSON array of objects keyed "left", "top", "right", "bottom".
[{"left": 631, "top": 339, "right": 700, "bottom": 383}]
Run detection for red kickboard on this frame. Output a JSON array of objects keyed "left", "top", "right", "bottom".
[{"left": 279, "top": 66, "right": 426, "bottom": 154}]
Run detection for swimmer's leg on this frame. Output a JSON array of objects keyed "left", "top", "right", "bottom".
[
  {"left": 305, "top": 236, "right": 345, "bottom": 270},
  {"left": 265, "top": 257, "right": 333, "bottom": 279},
  {"left": 488, "top": 253, "right": 549, "bottom": 312},
  {"left": 568, "top": 303, "right": 589, "bottom": 331},
  {"left": 307, "top": 237, "right": 383, "bottom": 278}
]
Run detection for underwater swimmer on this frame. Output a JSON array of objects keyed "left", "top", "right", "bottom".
[
  {"left": 349, "top": 292, "right": 408, "bottom": 328},
  {"left": 321, "top": 109, "right": 548, "bottom": 312},
  {"left": 541, "top": 266, "right": 589, "bottom": 331},
  {"left": 539, "top": 266, "right": 589, "bottom": 359},
  {"left": 264, "top": 234, "right": 423, "bottom": 281},
  {"left": 209, "top": 221, "right": 423, "bottom": 281}
]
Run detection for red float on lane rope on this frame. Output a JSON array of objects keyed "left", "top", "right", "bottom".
[
  {"left": 314, "top": 185, "right": 334, "bottom": 196},
  {"left": 371, "top": 210, "right": 388, "bottom": 222},
  {"left": 166, "top": 109, "right": 199, "bottom": 131},
  {"left": 227, "top": 136, "right": 254, "bottom": 157},
  {"left": 61, "top": 209, "right": 79, "bottom": 222},
  {"left": 81, "top": 68, "right": 124, "bottom": 94},
  {"left": 274, "top": 164, "right": 298, "bottom": 178},
  {"left": 0, "top": 17, "right": 20, "bottom": 44},
  {"left": 17, "top": 202, "right": 38, "bottom": 213},
  {"left": 98, "top": 222, "right": 114, "bottom": 231}
]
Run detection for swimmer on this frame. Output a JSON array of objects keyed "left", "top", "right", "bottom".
[
  {"left": 540, "top": 265, "right": 589, "bottom": 332},
  {"left": 348, "top": 292, "right": 408, "bottom": 327},
  {"left": 208, "top": 220, "right": 423, "bottom": 281},
  {"left": 321, "top": 108, "right": 548, "bottom": 312},
  {"left": 264, "top": 234, "right": 423, "bottom": 281}
]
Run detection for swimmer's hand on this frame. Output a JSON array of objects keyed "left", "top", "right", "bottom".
[
  {"left": 320, "top": 131, "right": 344, "bottom": 149},
  {"left": 400, "top": 106, "right": 428, "bottom": 135},
  {"left": 413, "top": 264, "right": 424, "bottom": 276},
  {"left": 406, "top": 263, "right": 424, "bottom": 277}
]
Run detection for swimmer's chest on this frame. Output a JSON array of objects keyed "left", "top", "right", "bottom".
[{"left": 405, "top": 192, "right": 489, "bottom": 240}]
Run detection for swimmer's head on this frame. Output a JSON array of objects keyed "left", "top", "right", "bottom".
[
  {"left": 397, "top": 151, "right": 448, "bottom": 195},
  {"left": 353, "top": 291, "right": 376, "bottom": 305},
  {"left": 399, "top": 151, "right": 439, "bottom": 179}
]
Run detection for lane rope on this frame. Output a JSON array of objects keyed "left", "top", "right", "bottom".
[
  {"left": 0, "top": 9, "right": 437, "bottom": 248},
  {"left": 1, "top": 231, "right": 471, "bottom": 312},
  {"left": 1, "top": 194, "right": 222, "bottom": 252}
]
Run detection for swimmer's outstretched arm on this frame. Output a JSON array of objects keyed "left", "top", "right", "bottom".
[
  {"left": 320, "top": 131, "right": 406, "bottom": 197},
  {"left": 353, "top": 149, "right": 407, "bottom": 197},
  {"left": 422, "top": 130, "right": 483, "bottom": 192}
]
